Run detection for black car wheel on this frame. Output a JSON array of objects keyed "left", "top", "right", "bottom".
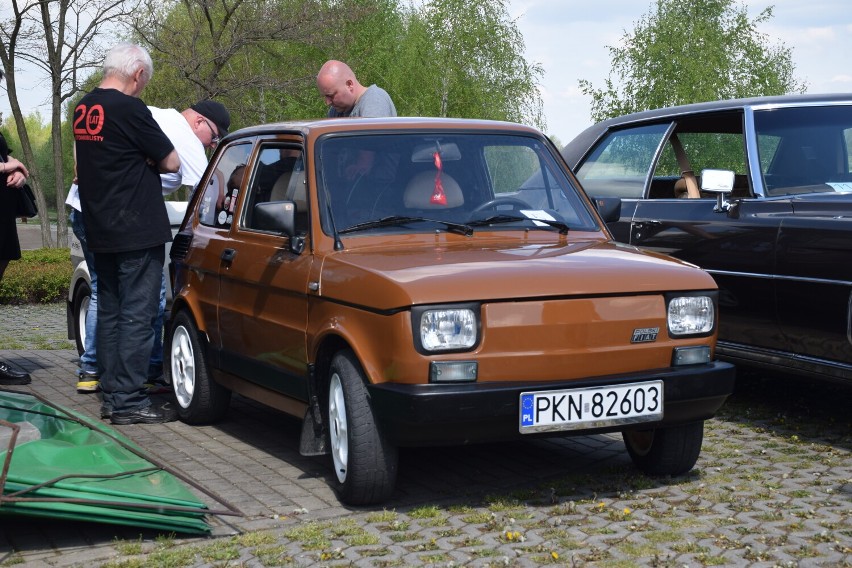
[
  {"left": 166, "top": 310, "right": 231, "bottom": 424},
  {"left": 623, "top": 421, "right": 704, "bottom": 476},
  {"left": 327, "top": 349, "right": 398, "bottom": 505},
  {"left": 72, "top": 280, "right": 91, "bottom": 355}
]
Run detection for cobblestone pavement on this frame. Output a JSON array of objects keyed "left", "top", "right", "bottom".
[{"left": 0, "top": 303, "right": 850, "bottom": 567}]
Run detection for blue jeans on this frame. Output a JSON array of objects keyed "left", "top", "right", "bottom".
[
  {"left": 71, "top": 210, "right": 165, "bottom": 378},
  {"left": 71, "top": 209, "right": 99, "bottom": 374},
  {"left": 95, "top": 245, "right": 165, "bottom": 412}
]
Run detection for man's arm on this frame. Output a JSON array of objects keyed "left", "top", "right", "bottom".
[{"left": 158, "top": 149, "right": 180, "bottom": 173}]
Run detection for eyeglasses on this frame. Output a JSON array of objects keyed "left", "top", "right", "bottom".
[{"left": 202, "top": 119, "right": 220, "bottom": 146}]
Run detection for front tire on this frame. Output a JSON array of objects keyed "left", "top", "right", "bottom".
[
  {"left": 623, "top": 421, "right": 704, "bottom": 476},
  {"left": 72, "top": 281, "right": 91, "bottom": 356},
  {"left": 327, "top": 350, "right": 398, "bottom": 505},
  {"left": 166, "top": 310, "right": 231, "bottom": 424}
]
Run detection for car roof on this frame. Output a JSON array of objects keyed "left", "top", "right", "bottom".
[
  {"left": 224, "top": 116, "right": 543, "bottom": 141},
  {"left": 562, "top": 92, "right": 852, "bottom": 167}
]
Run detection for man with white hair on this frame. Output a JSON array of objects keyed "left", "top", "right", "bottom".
[
  {"left": 70, "top": 99, "right": 230, "bottom": 396},
  {"left": 73, "top": 43, "right": 180, "bottom": 425}
]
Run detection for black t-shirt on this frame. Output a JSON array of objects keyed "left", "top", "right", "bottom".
[{"left": 74, "top": 88, "right": 175, "bottom": 253}]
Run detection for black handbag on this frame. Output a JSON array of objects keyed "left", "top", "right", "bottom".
[{"left": 16, "top": 184, "right": 38, "bottom": 218}]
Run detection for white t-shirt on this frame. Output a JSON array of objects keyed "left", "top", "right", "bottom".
[
  {"left": 148, "top": 106, "right": 209, "bottom": 195},
  {"left": 67, "top": 106, "right": 209, "bottom": 209}
]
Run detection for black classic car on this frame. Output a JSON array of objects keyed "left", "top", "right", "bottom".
[{"left": 562, "top": 94, "right": 852, "bottom": 382}]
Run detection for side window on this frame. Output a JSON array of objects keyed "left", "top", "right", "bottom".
[
  {"left": 659, "top": 132, "right": 747, "bottom": 177},
  {"left": 242, "top": 144, "right": 306, "bottom": 232},
  {"left": 198, "top": 143, "right": 252, "bottom": 228},
  {"left": 655, "top": 131, "right": 748, "bottom": 198},
  {"left": 575, "top": 123, "right": 669, "bottom": 199}
]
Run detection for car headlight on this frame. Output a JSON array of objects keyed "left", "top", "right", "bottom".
[
  {"left": 413, "top": 304, "right": 480, "bottom": 353},
  {"left": 667, "top": 294, "right": 715, "bottom": 336}
]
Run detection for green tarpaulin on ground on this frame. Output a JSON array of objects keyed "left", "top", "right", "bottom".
[{"left": 0, "top": 389, "right": 212, "bottom": 534}]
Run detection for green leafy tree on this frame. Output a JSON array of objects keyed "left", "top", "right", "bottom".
[
  {"left": 579, "top": 0, "right": 806, "bottom": 122},
  {"left": 1, "top": 0, "right": 136, "bottom": 247},
  {"left": 409, "top": 0, "right": 544, "bottom": 128},
  {"left": 134, "top": 0, "right": 368, "bottom": 127}
]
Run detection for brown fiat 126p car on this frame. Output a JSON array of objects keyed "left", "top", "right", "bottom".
[{"left": 166, "top": 117, "right": 735, "bottom": 505}]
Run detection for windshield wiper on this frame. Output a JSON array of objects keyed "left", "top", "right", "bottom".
[
  {"left": 339, "top": 215, "right": 473, "bottom": 236},
  {"left": 468, "top": 214, "right": 570, "bottom": 234}
]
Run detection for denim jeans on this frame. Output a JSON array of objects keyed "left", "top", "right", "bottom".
[
  {"left": 70, "top": 209, "right": 98, "bottom": 374},
  {"left": 71, "top": 209, "right": 165, "bottom": 378},
  {"left": 95, "top": 245, "right": 165, "bottom": 412}
]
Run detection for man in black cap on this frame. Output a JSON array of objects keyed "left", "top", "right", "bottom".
[{"left": 70, "top": 98, "right": 231, "bottom": 400}]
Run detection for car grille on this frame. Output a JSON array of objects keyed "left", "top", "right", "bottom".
[{"left": 170, "top": 232, "right": 193, "bottom": 261}]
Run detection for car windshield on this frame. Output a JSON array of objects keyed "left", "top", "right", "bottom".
[
  {"left": 755, "top": 104, "right": 852, "bottom": 196},
  {"left": 315, "top": 132, "right": 598, "bottom": 236}
]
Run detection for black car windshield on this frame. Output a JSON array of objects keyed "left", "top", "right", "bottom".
[
  {"left": 755, "top": 104, "right": 852, "bottom": 196},
  {"left": 315, "top": 132, "right": 598, "bottom": 236}
]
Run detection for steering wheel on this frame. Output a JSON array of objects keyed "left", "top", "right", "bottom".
[{"left": 470, "top": 196, "right": 532, "bottom": 215}]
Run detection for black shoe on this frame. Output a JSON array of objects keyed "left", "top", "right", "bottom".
[
  {"left": 110, "top": 402, "right": 178, "bottom": 425},
  {"left": 0, "top": 360, "right": 31, "bottom": 385},
  {"left": 100, "top": 405, "right": 112, "bottom": 420}
]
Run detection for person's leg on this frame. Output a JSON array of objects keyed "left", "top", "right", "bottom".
[
  {"left": 0, "top": 211, "right": 29, "bottom": 384},
  {"left": 108, "top": 245, "right": 175, "bottom": 424},
  {"left": 71, "top": 210, "right": 99, "bottom": 390},
  {"left": 147, "top": 272, "right": 166, "bottom": 383},
  {"left": 95, "top": 251, "right": 120, "bottom": 412}
]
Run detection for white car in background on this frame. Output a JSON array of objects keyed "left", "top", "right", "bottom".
[{"left": 66, "top": 201, "right": 187, "bottom": 354}]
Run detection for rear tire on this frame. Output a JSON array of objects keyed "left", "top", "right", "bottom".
[
  {"left": 72, "top": 281, "right": 91, "bottom": 356},
  {"left": 623, "top": 421, "right": 704, "bottom": 476},
  {"left": 327, "top": 350, "right": 398, "bottom": 505},
  {"left": 166, "top": 310, "right": 231, "bottom": 424}
]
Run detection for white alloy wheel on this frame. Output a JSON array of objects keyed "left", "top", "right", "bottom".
[
  {"left": 329, "top": 372, "right": 349, "bottom": 484},
  {"left": 77, "top": 294, "right": 90, "bottom": 350},
  {"left": 170, "top": 324, "right": 196, "bottom": 409},
  {"left": 325, "top": 350, "right": 398, "bottom": 505},
  {"left": 165, "top": 310, "right": 231, "bottom": 424}
]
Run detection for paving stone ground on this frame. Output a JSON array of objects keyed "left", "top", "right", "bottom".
[{"left": 0, "top": 303, "right": 850, "bottom": 567}]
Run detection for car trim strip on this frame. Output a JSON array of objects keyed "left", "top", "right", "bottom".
[{"left": 708, "top": 269, "right": 852, "bottom": 287}]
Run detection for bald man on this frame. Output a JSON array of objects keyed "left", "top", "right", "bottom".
[{"left": 316, "top": 60, "right": 396, "bottom": 118}]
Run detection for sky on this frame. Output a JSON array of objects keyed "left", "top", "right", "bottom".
[
  {"left": 2, "top": 0, "right": 852, "bottom": 145},
  {"left": 509, "top": 0, "right": 852, "bottom": 143}
]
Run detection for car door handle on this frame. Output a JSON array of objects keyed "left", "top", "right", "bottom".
[{"left": 221, "top": 248, "right": 237, "bottom": 263}]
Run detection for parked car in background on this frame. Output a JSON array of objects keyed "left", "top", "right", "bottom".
[
  {"left": 166, "top": 116, "right": 734, "bottom": 505},
  {"left": 67, "top": 201, "right": 187, "bottom": 355},
  {"left": 562, "top": 93, "right": 852, "bottom": 382}
]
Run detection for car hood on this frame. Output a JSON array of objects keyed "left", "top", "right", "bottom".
[{"left": 318, "top": 236, "right": 716, "bottom": 310}]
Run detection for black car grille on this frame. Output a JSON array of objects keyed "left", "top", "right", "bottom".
[{"left": 170, "top": 232, "right": 193, "bottom": 261}]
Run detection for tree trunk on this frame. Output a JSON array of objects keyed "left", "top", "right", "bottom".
[{"left": 50, "top": 78, "right": 67, "bottom": 247}]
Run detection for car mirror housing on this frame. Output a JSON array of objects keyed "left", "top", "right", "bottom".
[
  {"left": 253, "top": 201, "right": 297, "bottom": 236},
  {"left": 700, "top": 169, "right": 735, "bottom": 193},
  {"left": 701, "top": 169, "right": 736, "bottom": 213},
  {"left": 594, "top": 197, "right": 622, "bottom": 223}
]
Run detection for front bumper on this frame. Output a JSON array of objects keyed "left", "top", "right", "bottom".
[{"left": 368, "top": 361, "right": 735, "bottom": 446}]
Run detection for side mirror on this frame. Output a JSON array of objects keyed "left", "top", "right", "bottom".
[
  {"left": 700, "top": 169, "right": 735, "bottom": 212},
  {"left": 254, "top": 201, "right": 297, "bottom": 236},
  {"left": 594, "top": 197, "right": 622, "bottom": 223}
]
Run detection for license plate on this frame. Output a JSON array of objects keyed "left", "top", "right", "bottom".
[{"left": 519, "top": 380, "right": 663, "bottom": 433}]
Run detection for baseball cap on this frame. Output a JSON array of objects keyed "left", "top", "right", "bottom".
[{"left": 191, "top": 100, "right": 230, "bottom": 138}]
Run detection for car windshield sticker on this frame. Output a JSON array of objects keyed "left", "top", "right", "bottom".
[
  {"left": 521, "top": 209, "right": 556, "bottom": 227},
  {"left": 827, "top": 182, "right": 852, "bottom": 192}
]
